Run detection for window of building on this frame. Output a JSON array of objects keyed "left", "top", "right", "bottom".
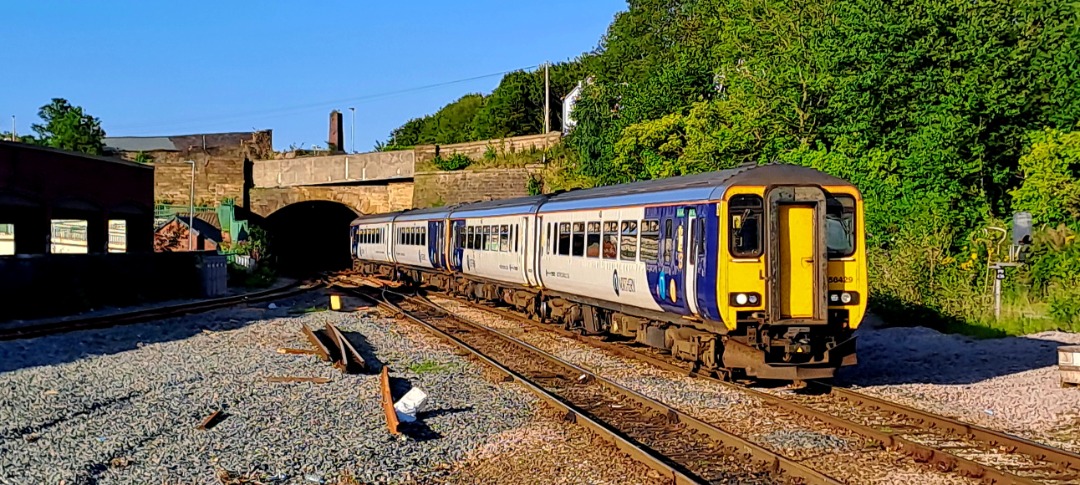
[
  {"left": 108, "top": 220, "right": 126, "bottom": 253},
  {"left": 620, "top": 221, "right": 638, "bottom": 261},
  {"left": 50, "top": 219, "right": 88, "bottom": 254},
  {"left": 729, "top": 194, "right": 763, "bottom": 257},
  {"left": 572, "top": 222, "right": 586, "bottom": 257},
  {"left": 640, "top": 219, "right": 660, "bottom": 262},
  {"left": 0, "top": 223, "right": 14, "bottom": 256},
  {"left": 557, "top": 222, "right": 571, "bottom": 256},
  {"left": 826, "top": 195, "right": 857, "bottom": 258},
  {"left": 602, "top": 221, "right": 618, "bottom": 260}
]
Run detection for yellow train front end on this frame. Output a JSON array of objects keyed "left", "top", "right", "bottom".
[{"left": 717, "top": 180, "right": 866, "bottom": 381}]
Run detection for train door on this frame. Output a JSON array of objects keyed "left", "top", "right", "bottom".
[
  {"left": 767, "top": 187, "right": 828, "bottom": 323},
  {"left": 522, "top": 216, "right": 538, "bottom": 286},
  {"left": 449, "top": 219, "right": 465, "bottom": 271},
  {"left": 683, "top": 207, "right": 700, "bottom": 316},
  {"left": 778, "top": 206, "right": 814, "bottom": 318},
  {"left": 428, "top": 220, "right": 445, "bottom": 269},
  {"left": 651, "top": 206, "right": 689, "bottom": 314}
]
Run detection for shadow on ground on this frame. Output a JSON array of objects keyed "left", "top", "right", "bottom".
[
  {"left": 831, "top": 314, "right": 1072, "bottom": 387},
  {"left": 0, "top": 292, "right": 326, "bottom": 374}
]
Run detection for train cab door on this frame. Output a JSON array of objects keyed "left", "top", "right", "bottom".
[{"left": 767, "top": 187, "right": 828, "bottom": 323}]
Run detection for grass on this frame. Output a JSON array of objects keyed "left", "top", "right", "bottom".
[
  {"left": 407, "top": 360, "right": 457, "bottom": 374},
  {"left": 288, "top": 305, "right": 327, "bottom": 315}
]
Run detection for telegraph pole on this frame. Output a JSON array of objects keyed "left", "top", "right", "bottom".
[
  {"left": 349, "top": 107, "right": 356, "bottom": 153},
  {"left": 543, "top": 62, "right": 550, "bottom": 134}
]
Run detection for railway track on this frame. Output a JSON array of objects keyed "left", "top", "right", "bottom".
[
  {"left": 407, "top": 287, "right": 1080, "bottom": 485},
  {"left": 0, "top": 280, "right": 321, "bottom": 340},
  {"left": 350, "top": 285, "right": 842, "bottom": 485}
]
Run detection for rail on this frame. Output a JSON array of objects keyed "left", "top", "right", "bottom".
[{"left": 347, "top": 284, "right": 842, "bottom": 485}]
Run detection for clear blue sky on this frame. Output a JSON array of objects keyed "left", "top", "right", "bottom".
[{"left": 2, "top": 1, "right": 625, "bottom": 152}]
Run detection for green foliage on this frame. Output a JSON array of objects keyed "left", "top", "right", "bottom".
[
  {"left": 31, "top": 98, "right": 107, "bottom": 155},
  {"left": 527, "top": 176, "right": 543, "bottom": 196},
  {"left": 228, "top": 263, "right": 277, "bottom": 288},
  {"left": 378, "top": 62, "right": 587, "bottom": 150},
  {"left": 407, "top": 360, "right": 457, "bottom": 374},
  {"left": 1010, "top": 129, "right": 1080, "bottom": 226},
  {"left": 0, "top": 132, "right": 39, "bottom": 144},
  {"left": 134, "top": 151, "right": 154, "bottom": 164},
  {"left": 431, "top": 153, "right": 472, "bottom": 171},
  {"left": 482, "top": 145, "right": 497, "bottom": 162}
]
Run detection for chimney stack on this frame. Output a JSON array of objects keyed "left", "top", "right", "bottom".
[{"left": 329, "top": 110, "right": 344, "bottom": 153}]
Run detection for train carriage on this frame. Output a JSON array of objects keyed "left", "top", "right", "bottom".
[{"left": 351, "top": 164, "right": 867, "bottom": 381}]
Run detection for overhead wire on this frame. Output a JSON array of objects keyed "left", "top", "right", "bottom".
[{"left": 108, "top": 64, "right": 540, "bottom": 134}]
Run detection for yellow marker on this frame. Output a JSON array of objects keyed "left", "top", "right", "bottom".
[{"left": 330, "top": 294, "right": 342, "bottom": 311}]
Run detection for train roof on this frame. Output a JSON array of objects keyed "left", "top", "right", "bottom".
[
  {"left": 446, "top": 194, "right": 548, "bottom": 219},
  {"left": 350, "top": 164, "right": 854, "bottom": 225},
  {"left": 538, "top": 163, "right": 853, "bottom": 213}
]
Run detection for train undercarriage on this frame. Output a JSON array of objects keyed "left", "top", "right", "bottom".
[{"left": 353, "top": 262, "right": 856, "bottom": 381}]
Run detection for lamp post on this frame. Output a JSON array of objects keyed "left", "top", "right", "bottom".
[
  {"left": 348, "top": 107, "right": 355, "bottom": 153},
  {"left": 187, "top": 160, "right": 195, "bottom": 250}
]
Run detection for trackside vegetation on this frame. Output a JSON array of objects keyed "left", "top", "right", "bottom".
[{"left": 385, "top": 0, "right": 1080, "bottom": 336}]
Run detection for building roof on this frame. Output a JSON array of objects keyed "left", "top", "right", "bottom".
[
  {"left": 104, "top": 131, "right": 266, "bottom": 154},
  {"left": 160, "top": 213, "right": 223, "bottom": 242},
  {"left": 0, "top": 140, "right": 152, "bottom": 170}
]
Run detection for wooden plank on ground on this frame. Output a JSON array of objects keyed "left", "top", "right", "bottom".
[
  {"left": 301, "top": 323, "right": 332, "bottom": 362},
  {"left": 197, "top": 410, "right": 223, "bottom": 430},
  {"left": 380, "top": 366, "right": 400, "bottom": 435}
]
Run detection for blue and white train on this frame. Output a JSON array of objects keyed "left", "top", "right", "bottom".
[{"left": 350, "top": 164, "right": 867, "bottom": 380}]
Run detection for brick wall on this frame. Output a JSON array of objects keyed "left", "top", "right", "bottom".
[
  {"left": 414, "top": 131, "right": 562, "bottom": 164},
  {"left": 249, "top": 185, "right": 401, "bottom": 217},
  {"left": 412, "top": 167, "right": 540, "bottom": 208}
]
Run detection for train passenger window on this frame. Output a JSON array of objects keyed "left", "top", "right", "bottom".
[
  {"left": 500, "top": 225, "right": 510, "bottom": 252},
  {"left": 603, "top": 221, "right": 619, "bottom": 260},
  {"left": 620, "top": 221, "right": 638, "bottom": 261},
  {"left": 558, "top": 223, "right": 571, "bottom": 256},
  {"left": 513, "top": 225, "right": 519, "bottom": 253},
  {"left": 826, "top": 195, "right": 857, "bottom": 258},
  {"left": 663, "top": 219, "right": 674, "bottom": 264},
  {"left": 695, "top": 218, "right": 706, "bottom": 257},
  {"left": 456, "top": 226, "right": 464, "bottom": 249},
  {"left": 572, "top": 222, "right": 586, "bottom": 257},
  {"left": 640, "top": 220, "right": 660, "bottom": 262},
  {"left": 544, "top": 223, "right": 551, "bottom": 254},
  {"left": 729, "top": 195, "right": 763, "bottom": 257},
  {"left": 586, "top": 222, "right": 601, "bottom": 258}
]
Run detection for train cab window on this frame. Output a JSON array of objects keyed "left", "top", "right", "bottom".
[
  {"left": 513, "top": 225, "right": 519, "bottom": 253},
  {"left": 422, "top": 228, "right": 427, "bottom": 246},
  {"left": 572, "top": 222, "right": 586, "bottom": 257},
  {"left": 603, "top": 221, "right": 619, "bottom": 260},
  {"left": 663, "top": 219, "right": 674, "bottom": 264},
  {"left": 586, "top": 222, "right": 601, "bottom": 258},
  {"left": 620, "top": 221, "right": 638, "bottom": 261},
  {"left": 826, "top": 195, "right": 857, "bottom": 258},
  {"left": 500, "top": 224, "right": 510, "bottom": 252},
  {"left": 558, "top": 223, "right": 571, "bottom": 256},
  {"left": 640, "top": 220, "right": 660, "bottom": 262},
  {"left": 456, "top": 226, "right": 464, "bottom": 249},
  {"left": 729, "top": 194, "right": 763, "bottom": 257}
]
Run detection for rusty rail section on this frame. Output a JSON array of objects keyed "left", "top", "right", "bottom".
[
  {"left": 441, "top": 293, "right": 1073, "bottom": 485},
  {"left": 0, "top": 280, "right": 319, "bottom": 340},
  {"left": 325, "top": 323, "right": 367, "bottom": 373},
  {"left": 380, "top": 366, "right": 401, "bottom": 435},
  {"left": 354, "top": 286, "right": 840, "bottom": 485}
]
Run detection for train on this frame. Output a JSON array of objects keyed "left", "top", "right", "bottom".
[{"left": 349, "top": 164, "right": 866, "bottom": 380}]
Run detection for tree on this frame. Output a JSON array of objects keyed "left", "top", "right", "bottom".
[{"left": 31, "top": 98, "right": 107, "bottom": 155}]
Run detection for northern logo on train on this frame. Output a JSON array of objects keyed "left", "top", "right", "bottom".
[{"left": 612, "top": 270, "right": 620, "bottom": 296}]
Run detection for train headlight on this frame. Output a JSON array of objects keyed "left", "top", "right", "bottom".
[
  {"left": 729, "top": 292, "right": 762, "bottom": 307},
  {"left": 828, "top": 291, "right": 859, "bottom": 306}
]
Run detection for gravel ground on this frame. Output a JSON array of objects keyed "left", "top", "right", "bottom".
[
  {"left": 837, "top": 318, "right": 1080, "bottom": 451},
  {"left": 430, "top": 296, "right": 975, "bottom": 485},
  {"left": 0, "top": 291, "right": 542, "bottom": 484}
]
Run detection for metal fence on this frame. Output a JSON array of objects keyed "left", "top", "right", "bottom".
[{"left": 154, "top": 203, "right": 215, "bottom": 220}]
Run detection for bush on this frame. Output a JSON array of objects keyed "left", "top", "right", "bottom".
[{"left": 431, "top": 153, "right": 472, "bottom": 171}]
